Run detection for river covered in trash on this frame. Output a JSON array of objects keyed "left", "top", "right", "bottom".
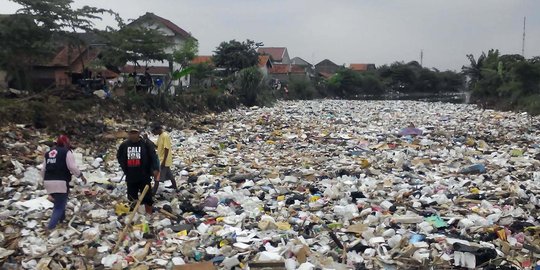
[{"left": 1, "top": 100, "right": 540, "bottom": 269}]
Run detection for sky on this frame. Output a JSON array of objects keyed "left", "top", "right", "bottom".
[{"left": 2, "top": 0, "right": 539, "bottom": 71}]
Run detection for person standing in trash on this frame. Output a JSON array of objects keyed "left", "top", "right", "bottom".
[
  {"left": 40, "top": 135, "right": 87, "bottom": 231},
  {"left": 151, "top": 124, "right": 178, "bottom": 192},
  {"left": 117, "top": 127, "right": 160, "bottom": 214}
]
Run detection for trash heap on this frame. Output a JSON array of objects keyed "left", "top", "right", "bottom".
[{"left": 1, "top": 100, "right": 540, "bottom": 270}]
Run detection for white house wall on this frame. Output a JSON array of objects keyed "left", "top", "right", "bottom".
[{"left": 130, "top": 18, "right": 191, "bottom": 89}]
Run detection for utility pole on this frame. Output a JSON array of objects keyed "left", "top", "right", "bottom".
[
  {"left": 522, "top": 16, "right": 526, "bottom": 57},
  {"left": 420, "top": 49, "right": 424, "bottom": 67}
]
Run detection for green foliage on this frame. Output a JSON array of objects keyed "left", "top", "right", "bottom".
[
  {"left": 172, "top": 67, "right": 194, "bottom": 80},
  {"left": 235, "top": 67, "right": 263, "bottom": 106},
  {"left": 190, "top": 63, "right": 214, "bottom": 87},
  {"left": 464, "top": 49, "right": 540, "bottom": 114},
  {"left": 378, "top": 61, "right": 463, "bottom": 93},
  {"left": 198, "top": 88, "right": 239, "bottom": 112},
  {"left": 234, "top": 67, "right": 274, "bottom": 107},
  {"left": 518, "top": 94, "right": 540, "bottom": 115},
  {"left": 0, "top": 15, "right": 52, "bottom": 89},
  {"left": 327, "top": 68, "right": 363, "bottom": 98},
  {"left": 173, "top": 38, "right": 198, "bottom": 67},
  {"left": 213, "top": 39, "right": 262, "bottom": 75},
  {"left": 99, "top": 23, "right": 172, "bottom": 68},
  {"left": 121, "top": 87, "right": 239, "bottom": 113},
  {"left": 360, "top": 73, "right": 384, "bottom": 95},
  {"left": 9, "top": 0, "right": 111, "bottom": 33},
  {"left": 2, "top": 0, "right": 111, "bottom": 90},
  {"left": 322, "top": 62, "right": 463, "bottom": 99},
  {"left": 288, "top": 78, "right": 316, "bottom": 100}
]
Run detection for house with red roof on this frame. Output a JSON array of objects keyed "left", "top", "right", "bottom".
[
  {"left": 269, "top": 63, "right": 310, "bottom": 83},
  {"left": 191, "top": 56, "right": 213, "bottom": 66},
  {"left": 258, "top": 55, "right": 273, "bottom": 76},
  {"left": 315, "top": 59, "right": 341, "bottom": 78},
  {"left": 349, "top": 63, "right": 376, "bottom": 72},
  {"left": 258, "top": 47, "right": 291, "bottom": 64},
  {"left": 31, "top": 33, "right": 119, "bottom": 90}
]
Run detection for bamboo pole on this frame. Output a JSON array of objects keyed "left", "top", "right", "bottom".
[{"left": 112, "top": 185, "right": 150, "bottom": 253}]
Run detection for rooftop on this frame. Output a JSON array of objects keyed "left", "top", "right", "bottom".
[
  {"left": 349, "top": 63, "right": 376, "bottom": 71},
  {"left": 192, "top": 55, "right": 213, "bottom": 65},
  {"left": 130, "top": 12, "right": 195, "bottom": 40},
  {"left": 258, "top": 47, "right": 287, "bottom": 62}
]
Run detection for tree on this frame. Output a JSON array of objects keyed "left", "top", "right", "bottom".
[
  {"left": 464, "top": 49, "right": 540, "bottom": 114},
  {"left": 168, "top": 37, "right": 199, "bottom": 91},
  {"left": 2, "top": 0, "right": 110, "bottom": 90},
  {"left": 511, "top": 60, "right": 540, "bottom": 95},
  {"left": 99, "top": 21, "right": 172, "bottom": 70},
  {"left": 10, "top": 0, "right": 110, "bottom": 33},
  {"left": 327, "top": 68, "right": 363, "bottom": 98},
  {"left": 289, "top": 78, "right": 316, "bottom": 100},
  {"left": 213, "top": 39, "right": 262, "bottom": 75},
  {"left": 462, "top": 53, "right": 486, "bottom": 90},
  {"left": 0, "top": 14, "right": 52, "bottom": 89},
  {"left": 378, "top": 62, "right": 416, "bottom": 93},
  {"left": 437, "top": 71, "right": 465, "bottom": 93},
  {"left": 235, "top": 67, "right": 266, "bottom": 106},
  {"left": 173, "top": 38, "right": 198, "bottom": 68},
  {"left": 190, "top": 63, "right": 214, "bottom": 87}
]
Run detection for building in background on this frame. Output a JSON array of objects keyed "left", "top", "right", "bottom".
[
  {"left": 258, "top": 55, "right": 273, "bottom": 76},
  {"left": 291, "top": 57, "right": 315, "bottom": 78},
  {"left": 258, "top": 47, "right": 291, "bottom": 64},
  {"left": 269, "top": 64, "right": 310, "bottom": 84},
  {"left": 315, "top": 59, "right": 341, "bottom": 78},
  {"left": 349, "top": 63, "right": 376, "bottom": 72},
  {"left": 126, "top": 12, "right": 196, "bottom": 89}
]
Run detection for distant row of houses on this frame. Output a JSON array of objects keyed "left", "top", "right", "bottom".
[
  {"left": 194, "top": 46, "right": 376, "bottom": 85},
  {"left": 3, "top": 12, "right": 376, "bottom": 90}
]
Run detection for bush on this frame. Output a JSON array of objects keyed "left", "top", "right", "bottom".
[
  {"left": 465, "top": 50, "right": 540, "bottom": 114},
  {"left": 235, "top": 67, "right": 275, "bottom": 107},
  {"left": 518, "top": 94, "right": 540, "bottom": 115},
  {"left": 123, "top": 90, "right": 149, "bottom": 111},
  {"left": 327, "top": 68, "right": 363, "bottom": 98},
  {"left": 361, "top": 74, "right": 384, "bottom": 96},
  {"left": 289, "top": 78, "right": 316, "bottom": 100}
]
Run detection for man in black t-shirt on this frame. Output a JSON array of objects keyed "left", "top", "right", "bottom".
[{"left": 117, "top": 127, "right": 159, "bottom": 214}]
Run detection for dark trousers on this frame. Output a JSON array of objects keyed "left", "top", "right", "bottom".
[
  {"left": 127, "top": 178, "right": 153, "bottom": 206},
  {"left": 160, "top": 166, "right": 178, "bottom": 190},
  {"left": 48, "top": 193, "right": 68, "bottom": 230}
]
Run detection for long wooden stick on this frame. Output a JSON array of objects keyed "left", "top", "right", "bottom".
[
  {"left": 24, "top": 236, "right": 78, "bottom": 261},
  {"left": 68, "top": 215, "right": 81, "bottom": 235},
  {"left": 112, "top": 185, "right": 150, "bottom": 253}
]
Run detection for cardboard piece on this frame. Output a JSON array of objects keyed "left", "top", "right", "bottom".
[
  {"left": 345, "top": 223, "right": 368, "bottom": 234},
  {"left": 296, "top": 245, "right": 310, "bottom": 263}
]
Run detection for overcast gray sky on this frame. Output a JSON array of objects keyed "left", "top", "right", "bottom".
[{"left": 2, "top": 0, "right": 539, "bottom": 71}]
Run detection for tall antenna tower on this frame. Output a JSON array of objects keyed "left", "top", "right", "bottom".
[
  {"left": 420, "top": 49, "right": 423, "bottom": 66},
  {"left": 522, "top": 16, "right": 526, "bottom": 57}
]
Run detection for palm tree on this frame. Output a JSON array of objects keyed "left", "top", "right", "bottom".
[{"left": 462, "top": 53, "right": 486, "bottom": 90}]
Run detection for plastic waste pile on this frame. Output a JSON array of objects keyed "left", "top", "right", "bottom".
[{"left": 1, "top": 100, "right": 540, "bottom": 270}]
